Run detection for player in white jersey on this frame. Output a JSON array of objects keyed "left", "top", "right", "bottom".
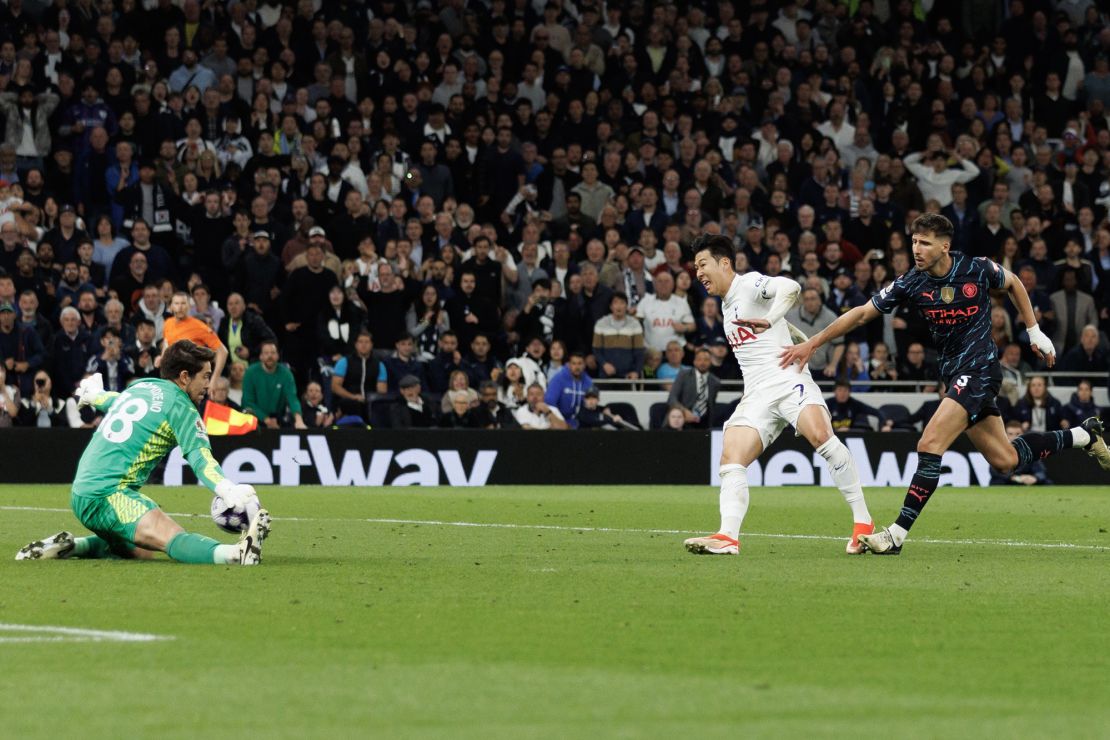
[{"left": 682, "top": 235, "right": 874, "bottom": 556}]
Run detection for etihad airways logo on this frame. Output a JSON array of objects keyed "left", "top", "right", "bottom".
[
  {"left": 163, "top": 436, "right": 497, "bottom": 486},
  {"left": 922, "top": 304, "right": 979, "bottom": 324}
]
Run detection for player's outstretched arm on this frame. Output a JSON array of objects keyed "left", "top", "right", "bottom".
[
  {"left": 165, "top": 395, "right": 232, "bottom": 491},
  {"left": 168, "top": 396, "right": 261, "bottom": 506},
  {"left": 175, "top": 417, "right": 257, "bottom": 507},
  {"left": 779, "top": 302, "right": 881, "bottom": 369},
  {"left": 1003, "top": 268, "right": 1055, "bottom": 366},
  {"left": 75, "top": 373, "right": 117, "bottom": 411}
]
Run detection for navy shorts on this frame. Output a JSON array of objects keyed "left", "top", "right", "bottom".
[{"left": 944, "top": 365, "right": 1002, "bottom": 426}]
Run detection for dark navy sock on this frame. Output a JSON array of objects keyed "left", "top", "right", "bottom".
[
  {"left": 1011, "top": 430, "right": 1071, "bottom": 471},
  {"left": 894, "top": 452, "right": 942, "bottom": 532}
]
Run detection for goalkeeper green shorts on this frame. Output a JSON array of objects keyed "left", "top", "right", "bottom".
[{"left": 71, "top": 489, "right": 159, "bottom": 555}]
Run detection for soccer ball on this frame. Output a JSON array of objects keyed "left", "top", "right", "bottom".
[{"left": 211, "top": 493, "right": 260, "bottom": 534}]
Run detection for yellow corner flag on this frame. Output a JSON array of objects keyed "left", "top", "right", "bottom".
[{"left": 202, "top": 402, "right": 258, "bottom": 436}]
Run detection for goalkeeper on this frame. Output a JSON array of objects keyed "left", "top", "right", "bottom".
[{"left": 15, "top": 340, "right": 270, "bottom": 565}]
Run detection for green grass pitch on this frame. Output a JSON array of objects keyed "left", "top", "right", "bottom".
[{"left": 1, "top": 483, "right": 1108, "bottom": 738}]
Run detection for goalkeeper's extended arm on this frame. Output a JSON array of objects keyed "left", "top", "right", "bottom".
[
  {"left": 88, "top": 392, "right": 120, "bottom": 412},
  {"left": 76, "top": 374, "right": 118, "bottom": 411},
  {"left": 186, "top": 445, "right": 256, "bottom": 508},
  {"left": 185, "top": 446, "right": 228, "bottom": 492}
]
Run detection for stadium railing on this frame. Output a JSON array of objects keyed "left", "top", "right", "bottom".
[{"left": 591, "top": 373, "right": 1108, "bottom": 429}]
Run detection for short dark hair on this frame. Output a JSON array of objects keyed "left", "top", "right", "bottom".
[
  {"left": 161, "top": 340, "right": 216, "bottom": 380},
  {"left": 910, "top": 213, "right": 954, "bottom": 240},
  {"left": 691, "top": 233, "right": 735, "bottom": 266}
]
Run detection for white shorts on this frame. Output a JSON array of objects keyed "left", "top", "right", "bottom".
[{"left": 724, "top": 374, "right": 828, "bottom": 450}]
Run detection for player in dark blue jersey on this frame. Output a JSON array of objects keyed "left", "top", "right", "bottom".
[{"left": 780, "top": 214, "right": 1110, "bottom": 554}]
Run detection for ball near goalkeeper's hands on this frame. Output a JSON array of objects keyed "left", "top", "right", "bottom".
[
  {"left": 212, "top": 480, "right": 262, "bottom": 534},
  {"left": 215, "top": 479, "right": 257, "bottom": 508}
]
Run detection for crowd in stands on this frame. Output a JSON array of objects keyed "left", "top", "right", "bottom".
[{"left": 0, "top": 0, "right": 1109, "bottom": 433}]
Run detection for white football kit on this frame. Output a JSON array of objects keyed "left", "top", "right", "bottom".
[{"left": 721, "top": 272, "right": 827, "bottom": 448}]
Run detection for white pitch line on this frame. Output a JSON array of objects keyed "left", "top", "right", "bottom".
[
  {"left": 1, "top": 505, "right": 71, "bottom": 513},
  {"left": 0, "top": 623, "right": 173, "bottom": 644},
  {"left": 4, "top": 505, "right": 1107, "bottom": 552}
]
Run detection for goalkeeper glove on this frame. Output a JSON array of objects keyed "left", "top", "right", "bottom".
[
  {"left": 215, "top": 479, "right": 258, "bottom": 508},
  {"left": 75, "top": 373, "right": 105, "bottom": 408}
]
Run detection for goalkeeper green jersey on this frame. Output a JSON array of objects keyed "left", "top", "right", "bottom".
[{"left": 72, "top": 378, "right": 227, "bottom": 497}]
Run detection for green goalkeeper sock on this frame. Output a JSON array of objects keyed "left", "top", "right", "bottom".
[
  {"left": 73, "top": 536, "right": 112, "bottom": 559},
  {"left": 166, "top": 532, "right": 222, "bottom": 564}
]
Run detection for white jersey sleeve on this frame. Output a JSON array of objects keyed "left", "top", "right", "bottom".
[{"left": 722, "top": 273, "right": 813, "bottom": 386}]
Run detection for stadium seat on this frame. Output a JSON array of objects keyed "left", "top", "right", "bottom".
[
  {"left": 605, "top": 402, "right": 641, "bottom": 429},
  {"left": 369, "top": 399, "right": 394, "bottom": 429},
  {"left": 879, "top": 404, "right": 912, "bottom": 430},
  {"left": 649, "top": 402, "right": 669, "bottom": 430},
  {"left": 852, "top": 416, "right": 879, "bottom": 431}
]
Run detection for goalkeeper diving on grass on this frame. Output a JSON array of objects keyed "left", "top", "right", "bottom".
[{"left": 15, "top": 340, "right": 270, "bottom": 565}]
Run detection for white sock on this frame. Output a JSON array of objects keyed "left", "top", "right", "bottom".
[
  {"left": 816, "top": 437, "right": 871, "bottom": 524},
  {"left": 214, "top": 544, "right": 239, "bottom": 564},
  {"left": 718, "top": 463, "right": 749, "bottom": 539},
  {"left": 1070, "top": 427, "right": 1091, "bottom": 449},
  {"left": 888, "top": 524, "right": 908, "bottom": 546}
]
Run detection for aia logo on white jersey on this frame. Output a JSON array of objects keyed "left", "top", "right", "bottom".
[{"left": 728, "top": 320, "right": 759, "bottom": 349}]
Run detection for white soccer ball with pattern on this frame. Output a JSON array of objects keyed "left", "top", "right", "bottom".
[{"left": 211, "top": 493, "right": 261, "bottom": 534}]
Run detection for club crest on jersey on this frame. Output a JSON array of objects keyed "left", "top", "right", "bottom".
[
  {"left": 940, "top": 286, "right": 955, "bottom": 304},
  {"left": 962, "top": 283, "right": 977, "bottom": 298}
]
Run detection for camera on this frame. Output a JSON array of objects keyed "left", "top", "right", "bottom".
[{"left": 35, "top": 378, "right": 46, "bottom": 388}]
